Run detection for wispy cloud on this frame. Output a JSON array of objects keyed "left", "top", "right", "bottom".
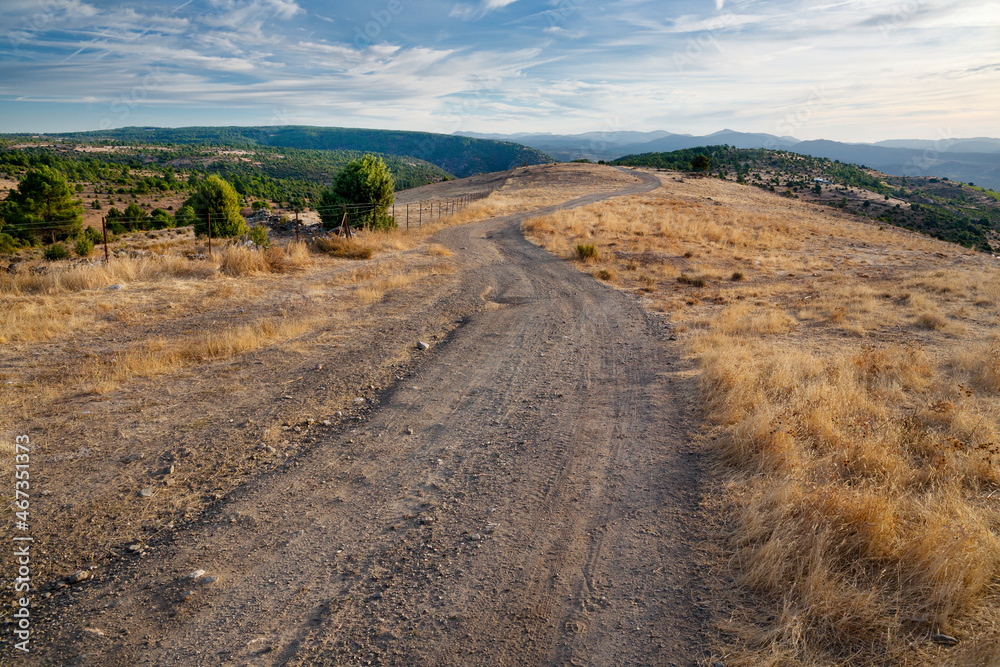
[
  {"left": 450, "top": 0, "right": 522, "bottom": 20},
  {"left": 0, "top": 0, "right": 996, "bottom": 141}
]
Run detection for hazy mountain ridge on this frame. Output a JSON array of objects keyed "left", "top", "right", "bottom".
[{"left": 457, "top": 130, "right": 1000, "bottom": 190}]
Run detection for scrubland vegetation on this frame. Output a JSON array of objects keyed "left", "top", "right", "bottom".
[
  {"left": 524, "top": 170, "right": 1000, "bottom": 665},
  {"left": 614, "top": 147, "right": 1000, "bottom": 252}
]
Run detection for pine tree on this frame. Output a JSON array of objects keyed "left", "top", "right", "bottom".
[
  {"left": 183, "top": 175, "right": 247, "bottom": 237},
  {"left": 319, "top": 155, "right": 395, "bottom": 231},
  {"left": 0, "top": 166, "right": 83, "bottom": 243}
]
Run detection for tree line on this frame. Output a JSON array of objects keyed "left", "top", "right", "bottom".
[{"left": 0, "top": 154, "right": 399, "bottom": 256}]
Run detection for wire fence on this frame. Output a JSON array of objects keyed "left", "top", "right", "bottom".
[
  {"left": 389, "top": 190, "right": 492, "bottom": 230},
  {"left": 3, "top": 189, "right": 496, "bottom": 237}
]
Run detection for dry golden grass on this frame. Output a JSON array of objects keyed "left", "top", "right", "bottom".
[
  {"left": 0, "top": 218, "right": 452, "bottom": 427},
  {"left": 353, "top": 264, "right": 455, "bottom": 305},
  {"left": 701, "top": 312, "right": 1000, "bottom": 665},
  {"left": 313, "top": 235, "right": 375, "bottom": 260},
  {"left": 219, "top": 241, "right": 314, "bottom": 275},
  {"left": 77, "top": 316, "right": 317, "bottom": 394},
  {"left": 312, "top": 229, "right": 415, "bottom": 259},
  {"left": 0, "top": 255, "right": 217, "bottom": 295},
  {"left": 952, "top": 339, "right": 1000, "bottom": 393},
  {"left": 425, "top": 243, "right": 453, "bottom": 257},
  {"left": 522, "top": 169, "right": 1000, "bottom": 666}
]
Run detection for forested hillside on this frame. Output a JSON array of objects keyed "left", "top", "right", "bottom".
[
  {"left": 0, "top": 142, "right": 450, "bottom": 203},
  {"left": 43, "top": 126, "right": 552, "bottom": 178}
]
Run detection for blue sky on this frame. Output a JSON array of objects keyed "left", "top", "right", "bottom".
[{"left": 1, "top": 0, "right": 998, "bottom": 141}]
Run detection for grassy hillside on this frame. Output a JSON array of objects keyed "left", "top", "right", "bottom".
[
  {"left": 41, "top": 126, "right": 553, "bottom": 178},
  {"left": 613, "top": 147, "right": 1000, "bottom": 253},
  {"left": 522, "top": 166, "right": 1000, "bottom": 666}
]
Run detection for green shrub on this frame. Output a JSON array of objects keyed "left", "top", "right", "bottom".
[
  {"left": 174, "top": 205, "right": 198, "bottom": 228},
  {"left": 149, "top": 208, "right": 174, "bottom": 229},
  {"left": 0, "top": 232, "right": 20, "bottom": 254},
  {"left": 44, "top": 243, "right": 70, "bottom": 261},
  {"left": 249, "top": 225, "right": 270, "bottom": 248},
  {"left": 74, "top": 236, "right": 94, "bottom": 257},
  {"left": 84, "top": 226, "right": 103, "bottom": 244},
  {"left": 575, "top": 242, "right": 597, "bottom": 260}
]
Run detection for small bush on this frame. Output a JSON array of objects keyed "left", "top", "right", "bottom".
[
  {"left": 678, "top": 273, "right": 706, "bottom": 288},
  {"left": 84, "top": 226, "right": 103, "bottom": 245},
  {"left": 314, "top": 236, "right": 374, "bottom": 260},
  {"left": 0, "top": 232, "right": 20, "bottom": 254},
  {"left": 44, "top": 243, "right": 70, "bottom": 261},
  {"left": 74, "top": 236, "right": 94, "bottom": 257},
  {"left": 249, "top": 225, "right": 270, "bottom": 248},
  {"left": 595, "top": 269, "right": 615, "bottom": 281},
  {"left": 916, "top": 311, "right": 948, "bottom": 330},
  {"left": 731, "top": 271, "right": 745, "bottom": 281},
  {"left": 575, "top": 242, "right": 596, "bottom": 261}
]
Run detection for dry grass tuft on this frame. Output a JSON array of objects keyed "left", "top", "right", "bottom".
[
  {"left": 594, "top": 268, "right": 615, "bottom": 281},
  {"left": 425, "top": 243, "right": 453, "bottom": 257},
  {"left": 313, "top": 235, "right": 375, "bottom": 260},
  {"left": 219, "top": 241, "right": 313, "bottom": 276},
  {"left": 953, "top": 339, "right": 1000, "bottom": 393},
  {"left": 916, "top": 310, "right": 949, "bottom": 330},
  {"left": 219, "top": 246, "right": 271, "bottom": 275}
]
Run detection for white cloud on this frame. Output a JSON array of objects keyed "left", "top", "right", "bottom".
[{"left": 450, "top": 0, "right": 522, "bottom": 20}]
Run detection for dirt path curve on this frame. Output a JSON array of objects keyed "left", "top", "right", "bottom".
[{"left": 31, "top": 170, "right": 716, "bottom": 667}]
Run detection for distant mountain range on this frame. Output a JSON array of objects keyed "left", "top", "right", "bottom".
[{"left": 457, "top": 130, "right": 1000, "bottom": 191}]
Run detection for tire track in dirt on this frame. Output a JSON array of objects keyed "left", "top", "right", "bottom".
[{"left": 27, "top": 170, "right": 717, "bottom": 667}]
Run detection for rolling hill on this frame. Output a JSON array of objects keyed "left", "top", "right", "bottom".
[
  {"left": 612, "top": 146, "right": 1000, "bottom": 253},
  {"left": 41, "top": 126, "right": 553, "bottom": 178}
]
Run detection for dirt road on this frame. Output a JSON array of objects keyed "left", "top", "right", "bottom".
[{"left": 29, "top": 170, "right": 716, "bottom": 666}]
